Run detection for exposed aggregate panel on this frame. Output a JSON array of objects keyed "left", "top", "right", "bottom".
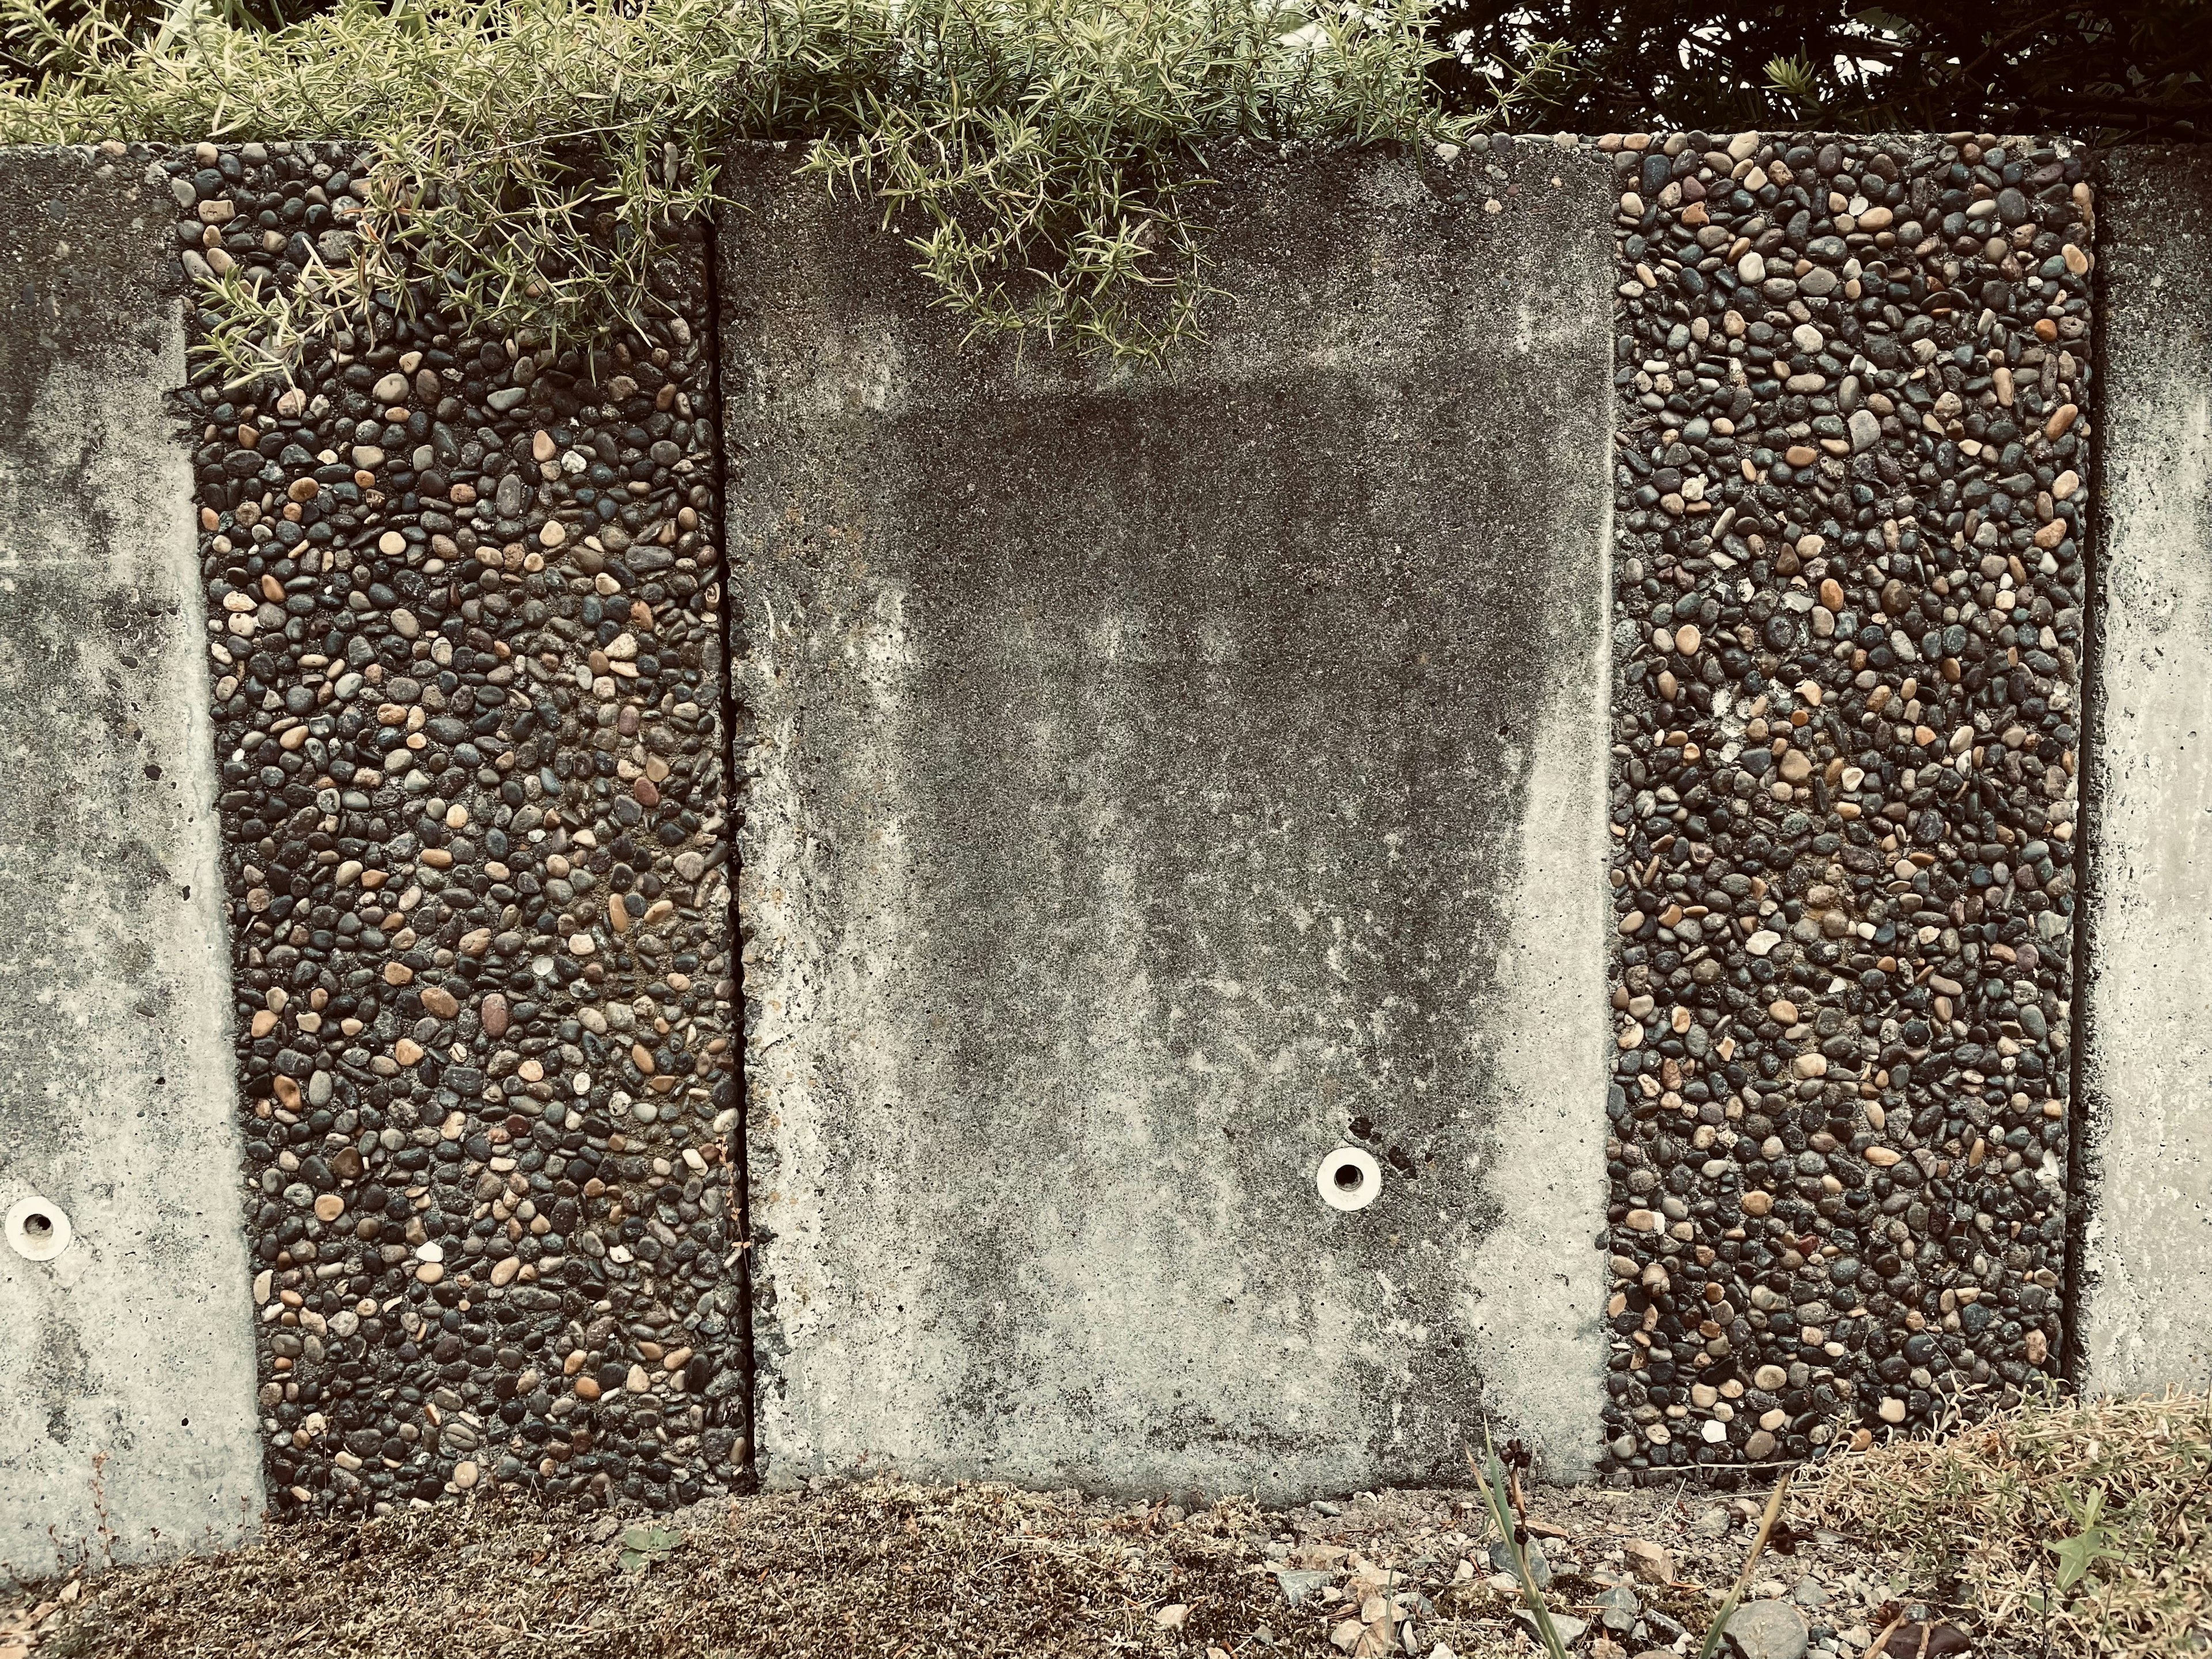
[
  {"left": 1602, "top": 130, "right": 2089, "bottom": 1475},
  {"left": 171, "top": 141, "right": 744, "bottom": 1515}
]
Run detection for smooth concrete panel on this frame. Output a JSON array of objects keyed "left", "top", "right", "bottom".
[
  {"left": 2076, "top": 149, "right": 2212, "bottom": 1393},
  {"left": 722, "top": 147, "right": 1616, "bottom": 1495},
  {"left": 0, "top": 148, "right": 262, "bottom": 1576}
]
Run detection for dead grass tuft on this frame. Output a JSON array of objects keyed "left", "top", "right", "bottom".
[
  {"left": 25, "top": 1480, "right": 1283, "bottom": 1659},
  {"left": 1804, "top": 1386, "right": 2212, "bottom": 1659}
]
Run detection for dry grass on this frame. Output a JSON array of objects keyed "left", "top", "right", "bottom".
[
  {"left": 12, "top": 1392, "right": 2209, "bottom": 1659},
  {"left": 18, "top": 1482, "right": 1285, "bottom": 1659},
  {"left": 1806, "top": 1387, "right": 2212, "bottom": 1659}
]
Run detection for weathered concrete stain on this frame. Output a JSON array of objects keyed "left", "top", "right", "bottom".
[
  {"left": 2076, "top": 150, "right": 2212, "bottom": 1393},
  {"left": 0, "top": 147, "right": 262, "bottom": 1577},
  {"left": 723, "top": 146, "right": 1615, "bottom": 1494}
]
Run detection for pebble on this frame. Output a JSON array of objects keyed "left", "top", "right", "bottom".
[
  {"left": 1605, "top": 130, "right": 2084, "bottom": 1478},
  {"left": 1725, "top": 1598, "right": 1809, "bottom": 1659},
  {"left": 179, "top": 141, "right": 739, "bottom": 1521}
]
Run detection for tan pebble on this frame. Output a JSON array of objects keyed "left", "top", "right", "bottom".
[
  {"left": 384, "top": 961, "right": 414, "bottom": 986},
  {"left": 418, "top": 985, "right": 460, "bottom": 1020},
  {"left": 532, "top": 429, "right": 556, "bottom": 462},
  {"left": 394, "top": 1037, "right": 425, "bottom": 1066},
  {"left": 1768, "top": 999, "right": 1797, "bottom": 1025},
  {"left": 313, "top": 1194, "right": 345, "bottom": 1222},
  {"left": 626, "top": 1364, "right": 651, "bottom": 1393},
  {"left": 416, "top": 1261, "right": 444, "bottom": 1284},
  {"left": 540, "top": 519, "right": 566, "bottom": 547},
  {"left": 1778, "top": 749, "right": 1811, "bottom": 783},
  {"left": 1622, "top": 1539, "right": 1673, "bottom": 1585},
  {"left": 1674, "top": 623, "right": 1700, "bottom": 656},
  {"left": 378, "top": 531, "right": 407, "bottom": 556},
  {"left": 1740, "top": 1190, "right": 1773, "bottom": 1217},
  {"left": 490, "top": 1256, "right": 521, "bottom": 1287},
  {"left": 480, "top": 991, "right": 509, "bottom": 1037},
  {"left": 1753, "top": 1364, "right": 1788, "bottom": 1389},
  {"left": 1819, "top": 577, "right": 1844, "bottom": 609},
  {"left": 608, "top": 893, "right": 631, "bottom": 933},
  {"left": 452, "top": 1460, "right": 479, "bottom": 1489}
]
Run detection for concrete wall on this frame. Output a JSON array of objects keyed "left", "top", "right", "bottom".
[
  {"left": 722, "top": 146, "right": 1618, "bottom": 1495},
  {"left": 5, "top": 134, "right": 2212, "bottom": 1568},
  {"left": 2076, "top": 150, "right": 2212, "bottom": 1393},
  {"left": 0, "top": 147, "right": 262, "bottom": 1577}
]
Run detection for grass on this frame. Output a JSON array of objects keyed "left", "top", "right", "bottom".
[
  {"left": 1806, "top": 1387, "right": 2212, "bottom": 1659},
  {"left": 0, "top": 0, "right": 1558, "bottom": 364},
  {"left": 14, "top": 1391, "right": 2204, "bottom": 1659}
]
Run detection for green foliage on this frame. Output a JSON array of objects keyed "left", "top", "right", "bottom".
[
  {"left": 1427, "top": 2, "right": 2212, "bottom": 138},
  {"left": 0, "top": 0, "right": 1520, "bottom": 363},
  {"left": 618, "top": 1523, "right": 682, "bottom": 1574},
  {"left": 1762, "top": 52, "right": 1818, "bottom": 113},
  {"left": 2050, "top": 1484, "right": 2126, "bottom": 1596}
]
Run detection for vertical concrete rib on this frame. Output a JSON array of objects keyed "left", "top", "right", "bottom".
[
  {"left": 0, "top": 146, "right": 263, "bottom": 1577},
  {"left": 2076, "top": 149, "right": 2212, "bottom": 1394},
  {"left": 722, "top": 145, "right": 1616, "bottom": 1496}
]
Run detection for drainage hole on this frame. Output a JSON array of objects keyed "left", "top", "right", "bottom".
[
  {"left": 1332, "top": 1164, "right": 1364, "bottom": 1192},
  {"left": 23, "top": 1211, "right": 52, "bottom": 1239}
]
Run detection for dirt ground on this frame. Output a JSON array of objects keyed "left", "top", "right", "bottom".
[
  {"left": 0, "top": 1472, "right": 1966, "bottom": 1659},
  {"left": 6, "top": 1390, "right": 2205, "bottom": 1659}
]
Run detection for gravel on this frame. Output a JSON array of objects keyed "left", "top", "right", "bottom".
[
  {"left": 171, "top": 139, "right": 742, "bottom": 1520},
  {"left": 1601, "top": 128, "right": 2088, "bottom": 1476}
]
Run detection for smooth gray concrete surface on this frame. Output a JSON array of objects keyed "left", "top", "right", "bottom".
[
  {"left": 0, "top": 149, "right": 262, "bottom": 1577},
  {"left": 2075, "top": 150, "right": 2212, "bottom": 1394},
  {"left": 722, "top": 146, "right": 1616, "bottom": 1495}
]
